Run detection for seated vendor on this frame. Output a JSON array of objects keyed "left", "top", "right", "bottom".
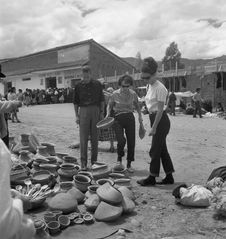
[{"left": 0, "top": 139, "right": 35, "bottom": 239}]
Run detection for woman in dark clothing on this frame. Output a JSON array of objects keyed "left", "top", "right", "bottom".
[{"left": 137, "top": 57, "right": 175, "bottom": 186}]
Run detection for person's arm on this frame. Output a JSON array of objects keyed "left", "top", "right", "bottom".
[
  {"left": 0, "top": 101, "right": 22, "bottom": 114},
  {"left": 105, "top": 99, "right": 114, "bottom": 118},
  {"left": 133, "top": 94, "right": 143, "bottom": 124},
  {"left": 149, "top": 101, "right": 164, "bottom": 136}
]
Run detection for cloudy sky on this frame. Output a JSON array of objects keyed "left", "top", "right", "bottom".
[{"left": 0, "top": 0, "right": 226, "bottom": 61}]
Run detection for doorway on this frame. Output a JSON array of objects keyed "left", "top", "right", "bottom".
[{"left": 46, "top": 77, "right": 56, "bottom": 89}]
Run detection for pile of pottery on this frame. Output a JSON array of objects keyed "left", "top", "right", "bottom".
[{"left": 35, "top": 209, "right": 94, "bottom": 236}]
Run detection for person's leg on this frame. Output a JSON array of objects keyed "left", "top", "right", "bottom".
[
  {"left": 90, "top": 106, "right": 100, "bottom": 165},
  {"left": 113, "top": 115, "right": 126, "bottom": 162},
  {"left": 124, "top": 113, "right": 135, "bottom": 169},
  {"left": 197, "top": 101, "right": 202, "bottom": 118},
  {"left": 193, "top": 102, "right": 197, "bottom": 117},
  {"left": 79, "top": 107, "right": 90, "bottom": 169}
]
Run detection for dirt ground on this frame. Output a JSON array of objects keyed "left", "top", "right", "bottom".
[{"left": 9, "top": 103, "right": 226, "bottom": 239}]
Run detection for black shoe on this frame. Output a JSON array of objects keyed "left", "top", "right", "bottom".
[
  {"left": 157, "top": 174, "right": 174, "bottom": 185},
  {"left": 137, "top": 175, "right": 156, "bottom": 186}
]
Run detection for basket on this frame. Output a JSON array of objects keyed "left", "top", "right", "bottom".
[{"left": 96, "top": 117, "right": 114, "bottom": 129}]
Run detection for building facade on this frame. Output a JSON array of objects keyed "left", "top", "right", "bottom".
[{"left": 1, "top": 39, "right": 134, "bottom": 93}]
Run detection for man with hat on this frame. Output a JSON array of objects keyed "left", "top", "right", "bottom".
[{"left": 73, "top": 65, "right": 105, "bottom": 170}]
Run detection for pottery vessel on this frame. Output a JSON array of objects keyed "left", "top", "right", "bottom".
[
  {"left": 47, "top": 221, "right": 60, "bottom": 235},
  {"left": 39, "top": 164, "right": 58, "bottom": 175},
  {"left": 44, "top": 212, "right": 56, "bottom": 223},
  {"left": 63, "top": 156, "right": 78, "bottom": 164},
  {"left": 96, "top": 178, "right": 114, "bottom": 186},
  {"left": 35, "top": 146, "right": 50, "bottom": 158},
  {"left": 32, "top": 170, "right": 52, "bottom": 185},
  {"left": 41, "top": 143, "right": 56, "bottom": 156},
  {"left": 83, "top": 213, "right": 94, "bottom": 224},
  {"left": 91, "top": 162, "right": 111, "bottom": 180},
  {"left": 58, "top": 215, "right": 70, "bottom": 229},
  {"left": 114, "top": 178, "right": 131, "bottom": 188},
  {"left": 84, "top": 194, "right": 100, "bottom": 212},
  {"left": 73, "top": 174, "right": 91, "bottom": 192},
  {"left": 96, "top": 182, "right": 123, "bottom": 205},
  {"left": 85, "top": 185, "right": 99, "bottom": 198},
  {"left": 19, "top": 150, "right": 33, "bottom": 162},
  {"left": 59, "top": 181, "right": 74, "bottom": 191}
]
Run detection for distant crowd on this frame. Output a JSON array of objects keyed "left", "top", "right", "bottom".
[{"left": 3, "top": 87, "right": 74, "bottom": 105}]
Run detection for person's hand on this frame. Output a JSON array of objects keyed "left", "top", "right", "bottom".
[
  {"left": 138, "top": 115, "right": 143, "bottom": 124},
  {"left": 148, "top": 127, "right": 156, "bottom": 136},
  {"left": 75, "top": 116, "right": 80, "bottom": 124}
]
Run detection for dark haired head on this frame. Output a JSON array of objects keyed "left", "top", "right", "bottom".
[
  {"left": 141, "top": 57, "right": 158, "bottom": 76},
  {"left": 118, "top": 74, "right": 134, "bottom": 86}
]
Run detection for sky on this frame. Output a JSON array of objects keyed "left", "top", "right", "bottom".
[{"left": 0, "top": 0, "right": 226, "bottom": 61}]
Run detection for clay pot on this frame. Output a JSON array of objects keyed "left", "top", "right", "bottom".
[
  {"left": 67, "top": 187, "right": 85, "bottom": 204},
  {"left": 19, "top": 150, "right": 33, "bottom": 162},
  {"left": 44, "top": 212, "right": 56, "bottom": 223},
  {"left": 83, "top": 213, "right": 94, "bottom": 224},
  {"left": 47, "top": 221, "right": 60, "bottom": 235},
  {"left": 63, "top": 156, "right": 78, "bottom": 164},
  {"left": 118, "top": 186, "right": 135, "bottom": 201},
  {"left": 84, "top": 194, "right": 100, "bottom": 212},
  {"left": 41, "top": 143, "right": 56, "bottom": 156},
  {"left": 114, "top": 178, "right": 131, "bottom": 188},
  {"left": 73, "top": 174, "right": 91, "bottom": 192},
  {"left": 78, "top": 171, "right": 93, "bottom": 179},
  {"left": 96, "top": 178, "right": 114, "bottom": 186},
  {"left": 35, "top": 146, "right": 50, "bottom": 158},
  {"left": 121, "top": 196, "right": 136, "bottom": 213},
  {"left": 50, "top": 210, "right": 63, "bottom": 220},
  {"left": 60, "top": 163, "right": 80, "bottom": 175},
  {"left": 58, "top": 215, "right": 70, "bottom": 229},
  {"left": 39, "top": 164, "right": 58, "bottom": 175},
  {"left": 94, "top": 201, "right": 123, "bottom": 222},
  {"left": 96, "top": 182, "right": 123, "bottom": 205},
  {"left": 74, "top": 218, "right": 84, "bottom": 224},
  {"left": 32, "top": 170, "right": 52, "bottom": 185},
  {"left": 92, "top": 163, "right": 111, "bottom": 180},
  {"left": 85, "top": 185, "right": 99, "bottom": 198}
]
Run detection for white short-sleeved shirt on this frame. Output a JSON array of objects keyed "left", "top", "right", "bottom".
[{"left": 145, "top": 80, "right": 168, "bottom": 113}]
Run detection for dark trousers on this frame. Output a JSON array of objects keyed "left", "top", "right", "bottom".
[
  {"left": 169, "top": 101, "right": 176, "bottom": 115},
  {"left": 79, "top": 105, "right": 100, "bottom": 168},
  {"left": 149, "top": 111, "right": 174, "bottom": 177},
  {"left": 113, "top": 112, "right": 135, "bottom": 162},
  {"left": 193, "top": 101, "right": 202, "bottom": 118}
]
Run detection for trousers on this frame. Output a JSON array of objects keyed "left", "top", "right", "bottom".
[{"left": 149, "top": 111, "right": 175, "bottom": 177}]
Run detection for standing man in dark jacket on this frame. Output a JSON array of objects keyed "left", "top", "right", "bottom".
[
  {"left": 73, "top": 65, "right": 105, "bottom": 170},
  {"left": 168, "top": 91, "right": 177, "bottom": 116}
]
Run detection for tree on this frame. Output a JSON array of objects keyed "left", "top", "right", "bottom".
[
  {"left": 162, "top": 42, "right": 184, "bottom": 71},
  {"left": 134, "top": 51, "right": 143, "bottom": 72}
]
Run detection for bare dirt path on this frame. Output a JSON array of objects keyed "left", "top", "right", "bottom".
[{"left": 9, "top": 103, "right": 226, "bottom": 239}]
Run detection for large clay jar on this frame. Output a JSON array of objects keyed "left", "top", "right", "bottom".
[
  {"left": 58, "top": 163, "right": 80, "bottom": 182},
  {"left": 94, "top": 201, "right": 123, "bottom": 222},
  {"left": 41, "top": 143, "right": 56, "bottom": 156},
  {"left": 96, "top": 182, "right": 123, "bottom": 205},
  {"left": 35, "top": 146, "right": 50, "bottom": 159},
  {"left": 73, "top": 175, "right": 91, "bottom": 193},
  {"left": 91, "top": 162, "right": 110, "bottom": 180}
]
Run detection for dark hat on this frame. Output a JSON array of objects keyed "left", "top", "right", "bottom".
[{"left": 0, "top": 65, "right": 6, "bottom": 78}]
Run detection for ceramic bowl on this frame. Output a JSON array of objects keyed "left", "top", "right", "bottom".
[
  {"left": 85, "top": 185, "right": 99, "bottom": 198},
  {"left": 41, "top": 142, "right": 56, "bottom": 156},
  {"left": 50, "top": 210, "right": 63, "bottom": 220},
  {"left": 83, "top": 213, "right": 94, "bottom": 224},
  {"left": 73, "top": 175, "right": 91, "bottom": 193},
  {"left": 60, "top": 163, "right": 80, "bottom": 174},
  {"left": 74, "top": 218, "right": 84, "bottom": 224},
  {"left": 44, "top": 211, "right": 56, "bottom": 223},
  {"left": 78, "top": 171, "right": 93, "bottom": 179},
  {"left": 55, "top": 152, "right": 68, "bottom": 160},
  {"left": 58, "top": 215, "right": 70, "bottom": 229},
  {"left": 32, "top": 170, "right": 51, "bottom": 185},
  {"left": 68, "top": 212, "right": 80, "bottom": 223},
  {"left": 96, "top": 178, "right": 114, "bottom": 186},
  {"left": 47, "top": 221, "right": 60, "bottom": 235},
  {"left": 46, "top": 156, "right": 58, "bottom": 164},
  {"left": 34, "top": 219, "right": 46, "bottom": 234},
  {"left": 114, "top": 178, "right": 131, "bottom": 188},
  {"left": 63, "top": 156, "right": 78, "bottom": 164}
]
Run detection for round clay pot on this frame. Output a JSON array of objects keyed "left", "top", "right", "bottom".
[
  {"left": 47, "top": 221, "right": 60, "bottom": 235},
  {"left": 41, "top": 142, "right": 56, "bottom": 156},
  {"left": 83, "top": 213, "right": 94, "bottom": 224},
  {"left": 74, "top": 218, "right": 84, "bottom": 224},
  {"left": 96, "top": 178, "right": 114, "bottom": 186},
  {"left": 44, "top": 211, "right": 56, "bottom": 223},
  {"left": 85, "top": 185, "right": 99, "bottom": 198},
  {"left": 55, "top": 152, "right": 68, "bottom": 159},
  {"left": 73, "top": 174, "right": 91, "bottom": 192},
  {"left": 60, "top": 163, "right": 79, "bottom": 175},
  {"left": 36, "top": 146, "right": 50, "bottom": 158},
  {"left": 50, "top": 210, "right": 63, "bottom": 220},
  {"left": 78, "top": 171, "right": 93, "bottom": 179},
  {"left": 19, "top": 150, "right": 33, "bottom": 162},
  {"left": 58, "top": 215, "right": 70, "bottom": 229},
  {"left": 63, "top": 156, "right": 78, "bottom": 164}
]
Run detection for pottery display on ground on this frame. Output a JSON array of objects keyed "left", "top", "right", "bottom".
[
  {"left": 78, "top": 170, "right": 93, "bottom": 179},
  {"left": 96, "top": 182, "right": 123, "bottom": 205},
  {"left": 44, "top": 211, "right": 57, "bottom": 223},
  {"left": 58, "top": 215, "right": 70, "bottom": 229},
  {"left": 94, "top": 201, "right": 123, "bottom": 222},
  {"left": 83, "top": 213, "right": 94, "bottom": 224},
  {"left": 41, "top": 143, "right": 56, "bottom": 156},
  {"left": 34, "top": 219, "right": 49, "bottom": 238},
  {"left": 39, "top": 164, "right": 58, "bottom": 175},
  {"left": 59, "top": 181, "right": 74, "bottom": 191},
  {"left": 58, "top": 163, "right": 80, "bottom": 181},
  {"left": 73, "top": 174, "right": 91, "bottom": 193}
]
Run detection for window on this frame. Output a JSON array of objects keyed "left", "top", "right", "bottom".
[
  {"left": 22, "top": 78, "right": 31, "bottom": 81},
  {"left": 58, "top": 76, "right": 63, "bottom": 84},
  {"left": 40, "top": 79, "right": 43, "bottom": 85}
]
